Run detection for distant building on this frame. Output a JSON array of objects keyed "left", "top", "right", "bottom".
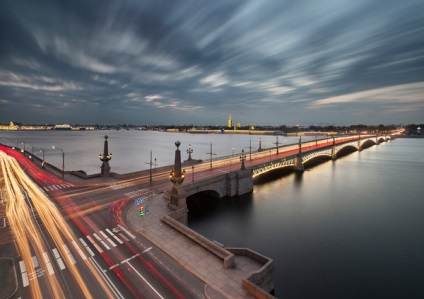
[
  {"left": 0, "top": 121, "right": 19, "bottom": 130},
  {"left": 228, "top": 115, "right": 233, "bottom": 128},
  {"left": 54, "top": 124, "right": 72, "bottom": 130}
]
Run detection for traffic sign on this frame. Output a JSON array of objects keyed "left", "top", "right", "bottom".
[{"left": 134, "top": 197, "right": 143, "bottom": 205}]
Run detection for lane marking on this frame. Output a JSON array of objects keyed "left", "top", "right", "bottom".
[
  {"left": 52, "top": 185, "right": 58, "bottom": 190},
  {"left": 32, "top": 256, "right": 39, "bottom": 268},
  {"left": 90, "top": 258, "right": 124, "bottom": 299},
  {"left": 78, "top": 238, "right": 95, "bottom": 257},
  {"left": 106, "top": 228, "right": 123, "bottom": 244},
  {"left": 117, "top": 224, "right": 136, "bottom": 239},
  {"left": 62, "top": 244, "right": 76, "bottom": 264},
  {"left": 72, "top": 240, "right": 88, "bottom": 260},
  {"left": 52, "top": 248, "right": 66, "bottom": 270},
  {"left": 19, "top": 261, "right": 29, "bottom": 287},
  {"left": 93, "top": 233, "right": 110, "bottom": 250},
  {"left": 118, "top": 233, "right": 129, "bottom": 242},
  {"left": 100, "top": 230, "right": 117, "bottom": 247},
  {"left": 86, "top": 235, "right": 104, "bottom": 253},
  {"left": 125, "top": 260, "right": 165, "bottom": 299},
  {"left": 42, "top": 252, "right": 55, "bottom": 275},
  {"left": 142, "top": 247, "right": 153, "bottom": 254}
]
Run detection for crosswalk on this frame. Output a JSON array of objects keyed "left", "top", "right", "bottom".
[
  {"left": 18, "top": 225, "right": 136, "bottom": 288},
  {"left": 42, "top": 183, "right": 74, "bottom": 192}
]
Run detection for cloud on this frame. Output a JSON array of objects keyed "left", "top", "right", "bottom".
[{"left": 0, "top": 0, "right": 423, "bottom": 125}]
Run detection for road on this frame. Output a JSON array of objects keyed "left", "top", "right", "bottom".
[{"left": 0, "top": 146, "right": 205, "bottom": 298}]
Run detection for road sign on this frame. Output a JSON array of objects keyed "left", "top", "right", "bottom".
[{"left": 134, "top": 197, "right": 143, "bottom": 205}]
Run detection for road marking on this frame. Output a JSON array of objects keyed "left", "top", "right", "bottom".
[
  {"left": 32, "top": 256, "right": 39, "bottom": 268},
  {"left": 142, "top": 247, "right": 153, "bottom": 254},
  {"left": 118, "top": 233, "right": 129, "bottom": 242},
  {"left": 93, "top": 233, "right": 110, "bottom": 250},
  {"left": 86, "top": 235, "right": 104, "bottom": 253},
  {"left": 52, "top": 185, "right": 58, "bottom": 190},
  {"left": 1, "top": 217, "right": 6, "bottom": 228},
  {"left": 62, "top": 244, "right": 76, "bottom": 264},
  {"left": 117, "top": 224, "right": 136, "bottom": 239},
  {"left": 19, "top": 261, "right": 29, "bottom": 287},
  {"left": 52, "top": 248, "right": 66, "bottom": 270},
  {"left": 42, "top": 252, "right": 55, "bottom": 275},
  {"left": 72, "top": 240, "right": 88, "bottom": 260},
  {"left": 56, "top": 184, "right": 62, "bottom": 189},
  {"left": 100, "top": 230, "right": 117, "bottom": 247},
  {"left": 79, "top": 238, "right": 95, "bottom": 257},
  {"left": 106, "top": 228, "right": 123, "bottom": 244},
  {"left": 43, "top": 187, "right": 49, "bottom": 191},
  {"left": 90, "top": 258, "right": 124, "bottom": 299},
  {"left": 125, "top": 260, "right": 165, "bottom": 299}
]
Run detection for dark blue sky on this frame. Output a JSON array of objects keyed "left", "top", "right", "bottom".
[{"left": 1, "top": 0, "right": 423, "bottom": 126}]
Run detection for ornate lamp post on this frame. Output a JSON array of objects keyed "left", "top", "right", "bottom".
[
  {"left": 52, "top": 145, "right": 65, "bottom": 178},
  {"left": 99, "top": 135, "right": 112, "bottom": 177},
  {"left": 186, "top": 144, "right": 193, "bottom": 161}
]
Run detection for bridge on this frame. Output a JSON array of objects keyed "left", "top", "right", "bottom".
[{"left": 180, "top": 135, "right": 392, "bottom": 200}]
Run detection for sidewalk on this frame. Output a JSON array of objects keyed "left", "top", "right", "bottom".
[{"left": 126, "top": 194, "right": 266, "bottom": 299}]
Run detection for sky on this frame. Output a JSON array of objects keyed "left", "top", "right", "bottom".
[{"left": 0, "top": 0, "right": 423, "bottom": 126}]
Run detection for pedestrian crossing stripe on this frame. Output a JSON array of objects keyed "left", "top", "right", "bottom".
[
  {"left": 18, "top": 226, "right": 137, "bottom": 287},
  {"left": 42, "top": 183, "right": 74, "bottom": 192}
]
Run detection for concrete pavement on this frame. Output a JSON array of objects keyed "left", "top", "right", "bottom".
[{"left": 126, "top": 193, "right": 273, "bottom": 299}]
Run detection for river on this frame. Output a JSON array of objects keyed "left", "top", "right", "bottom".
[{"left": 1, "top": 130, "right": 423, "bottom": 298}]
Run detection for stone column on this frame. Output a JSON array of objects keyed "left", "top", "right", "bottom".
[
  {"left": 168, "top": 141, "right": 188, "bottom": 224},
  {"left": 100, "top": 135, "right": 112, "bottom": 176}
]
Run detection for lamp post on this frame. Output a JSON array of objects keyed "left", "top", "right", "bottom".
[
  {"left": 40, "top": 148, "right": 45, "bottom": 168},
  {"left": 240, "top": 149, "right": 246, "bottom": 170},
  {"left": 52, "top": 145, "right": 65, "bottom": 178},
  {"left": 30, "top": 145, "right": 34, "bottom": 161},
  {"left": 206, "top": 143, "right": 216, "bottom": 170},
  {"left": 187, "top": 144, "right": 193, "bottom": 161},
  {"left": 192, "top": 165, "right": 194, "bottom": 183},
  {"left": 21, "top": 141, "right": 26, "bottom": 156}
]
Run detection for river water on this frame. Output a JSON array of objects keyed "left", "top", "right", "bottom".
[{"left": 1, "top": 131, "right": 423, "bottom": 298}]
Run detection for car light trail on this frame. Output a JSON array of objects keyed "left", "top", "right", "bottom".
[{"left": 0, "top": 151, "right": 115, "bottom": 298}]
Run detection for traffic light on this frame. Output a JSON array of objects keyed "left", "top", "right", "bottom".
[{"left": 139, "top": 206, "right": 144, "bottom": 216}]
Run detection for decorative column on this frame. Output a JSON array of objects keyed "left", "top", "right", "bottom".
[
  {"left": 99, "top": 135, "right": 112, "bottom": 177},
  {"left": 169, "top": 141, "right": 188, "bottom": 224},
  {"left": 294, "top": 136, "right": 304, "bottom": 172}
]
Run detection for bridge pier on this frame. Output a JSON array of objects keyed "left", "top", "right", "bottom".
[
  {"left": 294, "top": 137, "right": 304, "bottom": 172},
  {"left": 331, "top": 137, "right": 337, "bottom": 160}
]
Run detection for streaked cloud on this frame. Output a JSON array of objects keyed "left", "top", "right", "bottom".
[{"left": 0, "top": 0, "right": 423, "bottom": 125}]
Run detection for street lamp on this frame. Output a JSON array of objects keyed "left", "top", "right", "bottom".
[
  {"left": 21, "top": 141, "right": 26, "bottom": 155},
  {"left": 52, "top": 145, "right": 65, "bottom": 178},
  {"left": 40, "top": 148, "right": 45, "bottom": 167},
  {"left": 192, "top": 165, "right": 194, "bottom": 183},
  {"left": 29, "top": 145, "right": 34, "bottom": 161},
  {"left": 240, "top": 149, "right": 246, "bottom": 170},
  {"left": 187, "top": 144, "right": 193, "bottom": 161}
]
